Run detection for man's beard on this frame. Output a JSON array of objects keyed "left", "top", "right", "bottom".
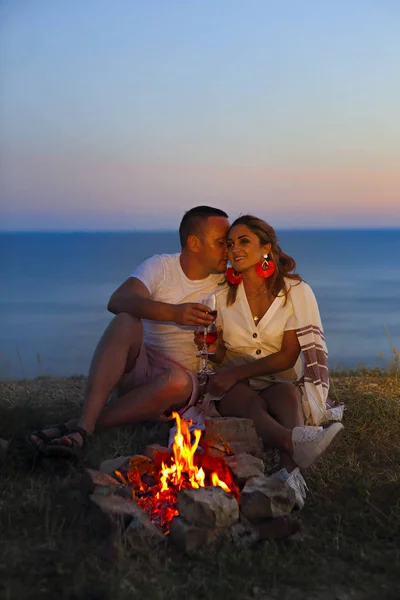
[{"left": 210, "top": 265, "right": 226, "bottom": 275}]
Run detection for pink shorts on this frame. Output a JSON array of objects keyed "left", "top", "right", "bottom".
[{"left": 116, "top": 343, "right": 200, "bottom": 419}]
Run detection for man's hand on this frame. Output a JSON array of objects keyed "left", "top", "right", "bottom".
[
  {"left": 173, "top": 303, "right": 215, "bottom": 326},
  {"left": 208, "top": 368, "right": 239, "bottom": 396}
]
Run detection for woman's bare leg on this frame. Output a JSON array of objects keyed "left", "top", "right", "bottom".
[
  {"left": 260, "top": 383, "right": 304, "bottom": 471},
  {"left": 217, "top": 382, "right": 293, "bottom": 453}
]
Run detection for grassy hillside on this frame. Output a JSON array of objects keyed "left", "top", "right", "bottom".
[{"left": 0, "top": 370, "right": 399, "bottom": 600}]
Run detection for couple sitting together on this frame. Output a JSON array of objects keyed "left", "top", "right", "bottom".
[{"left": 29, "top": 205, "right": 344, "bottom": 505}]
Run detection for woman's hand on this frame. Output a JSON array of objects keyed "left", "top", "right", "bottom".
[{"left": 208, "top": 368, "right": 239, "bottom": 396}]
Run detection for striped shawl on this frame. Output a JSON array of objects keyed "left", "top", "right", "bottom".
[{"left": 289, "top": 282, "right": 344, "bottom": 426}]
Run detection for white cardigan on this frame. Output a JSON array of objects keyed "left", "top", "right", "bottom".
[{"left": 217, "top": 279, "right": 343, "bottom": 426}]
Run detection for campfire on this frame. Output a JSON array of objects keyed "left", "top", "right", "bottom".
[
  {"left": 89, "top": 414, "right": 299, "bottom": 552},
  {"left": 114, "top": 412, "right": 239, "bottom": 533}
]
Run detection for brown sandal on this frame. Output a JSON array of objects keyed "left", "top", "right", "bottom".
[
  {"left": 44, "top": 426, "right": 88, "bottom": 461},
  {"left": 26, "top": 423, "right": 69, "bottom": 454}
]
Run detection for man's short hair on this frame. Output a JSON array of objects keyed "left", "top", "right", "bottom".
[{"left": 179, "top": 206, "right": 228, "bottom": 248}]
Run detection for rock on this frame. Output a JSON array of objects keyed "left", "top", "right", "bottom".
[
  {"left": 86, "top": 468, "right": 120, "bottom": 486},
  {"left": 254, "top": 515, "right": 300, "bottom": 540},
  {"left": 230, "top": 520, "right": 260, "bottom": 549},
  {"left": 144, "top": 444, "right": 172, "bottom": 464},
  {"left": 177, "top": 486, "right": 239, "bottom": 528},
  {"left": 127, "top": 455, "right": 155, "bottom": 474},
  {"left": 169, "top": 516, "right": 228, "bottom": 553},
  {"left": 100, "top": 455, "right": 158, "bottom": 493},
  {"left": 240, "top": 476, "right": 296, "bottom": 522},
  {"left": 230, "top": 513, "right": 298, "bottom": 547},
  {"left": 90, "top": 493, "right": 141, "bottom": 517},
  {"left": 228, "top": 441, "right": 263, "bottom": 458},
  {"left": 224, "top": 453, "right": 265, "bottom": 487},
  {"left": 203, "top": 417, "right": 255, "bottom": 441},
  {"left": 199, "top": 441, "right": 228, "bottom": 458},
  {"left": 92, "top": 484, "right": 133, "bottom": 500},
  {"left": 81, "top": 468, "right": 121, "bottom": 496},
  {"left": 125, "top": 509, "right": 165, "bottom": 546},
  {"left": 0, "top": 438, "right": 9, "bottom": 464},
  {"left": 201, "top": 418, "right": 263, "bottom": 457},
  {"left": 99, "top": 456, "right": 131, "bottom": 476},
  {"left": 90, "top": 494, "right": 165, "bottom": 545}
]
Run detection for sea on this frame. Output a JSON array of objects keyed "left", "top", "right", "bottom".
[{"left": 1, "top": 230, "right": 399, "bottom": 380}]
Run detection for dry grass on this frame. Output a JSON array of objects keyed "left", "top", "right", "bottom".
[{"left": 0, "top": 371, "right": 399, "bottom": 600}]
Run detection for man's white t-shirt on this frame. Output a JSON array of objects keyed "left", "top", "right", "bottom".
[{"left": 131, "top": 253, "right": 226, "bottom": 373}]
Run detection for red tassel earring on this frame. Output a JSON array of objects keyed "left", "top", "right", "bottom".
[
  {"left": 255, "top": 254, "right": 275, "bottom": 278},
  {"left": 225, "top": 267, "right": 243, "bottom": 284}
]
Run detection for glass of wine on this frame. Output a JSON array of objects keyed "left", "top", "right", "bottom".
[{"left": 197, "top": 293, "right": 218, "bottom": 376}]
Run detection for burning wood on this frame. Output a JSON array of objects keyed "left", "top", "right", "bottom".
[
  {"left": 114, "top": 412, "right": 239, "bottom": 534},
  {"left": 90, "top": 414, "right": 302, "bottom": 553}
]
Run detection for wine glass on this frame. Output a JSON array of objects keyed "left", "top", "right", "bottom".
[{"left": 197, "top": 293, "right": 218, "bottom": 377}]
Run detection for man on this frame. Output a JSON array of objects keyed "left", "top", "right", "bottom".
[{"left": 29, "top": 206, "right": 229, "bottom": 458}]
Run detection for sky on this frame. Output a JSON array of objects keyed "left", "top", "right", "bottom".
[{"left": 1, "top": 0, "right": 399, "bottom": 230}]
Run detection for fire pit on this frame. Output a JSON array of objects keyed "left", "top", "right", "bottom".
[
  {"left": 89, "top": 413, "right": 299, "bottom": 552},
  {"left": 114, "top": 412, "right": 240, "bottom": 534}
]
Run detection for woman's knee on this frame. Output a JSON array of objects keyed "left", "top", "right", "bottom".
[
  {"left": 219, "top": 385, "right": 263, "bottom": 419},
  {"left": 261, "top": 383, "right": 300, "bottom": 405},
  {"left": 261, "top": 383, "right": 303, "bottom": 427},
  {"left": 247, "top": 396, "right": 268, "bottom": 420}
]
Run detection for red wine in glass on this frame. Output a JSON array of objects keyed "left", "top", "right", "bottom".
[
  {"left": 197, "top": 292, "right": 217, "bottom": 374},
  {"left": 198, "top": 329, "right": 218, "bottom": 345}
]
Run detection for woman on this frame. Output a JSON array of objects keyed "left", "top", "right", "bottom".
[{"left": 199, "top": 215, "right": 344, "bottom": 503}]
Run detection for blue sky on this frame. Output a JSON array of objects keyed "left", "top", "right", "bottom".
[{"left": 1, "top": 0, "right": 399, "bottom": 230}]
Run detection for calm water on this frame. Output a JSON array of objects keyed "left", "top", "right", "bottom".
[{"left": 1, "top": 230, "right": 399, "bottom": 379}]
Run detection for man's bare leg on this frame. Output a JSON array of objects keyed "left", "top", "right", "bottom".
[
  {"left": 96, "top": 366, "right": 192, "bottom": 429},
  {"left": 33, "top": 312, "right": 191, "bottom": 448},
  {"left": 30, "top": 312, "right": 142, "bottom": 448},
  {"left": 260, "top": 383, "right": 304, "bottom": 472},
  {"left": 75, "top": 312, "right": 144, "bottom": 435}
]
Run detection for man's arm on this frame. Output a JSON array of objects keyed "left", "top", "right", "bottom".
[{"left": 108, "top": 277, "right": 215, "bottom": 327}]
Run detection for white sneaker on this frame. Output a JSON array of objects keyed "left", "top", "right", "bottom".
[
  {"left": 271, "top": 467, "right": 308, "bottom": 510},
  {"left": 292, "top": 423, "right": 344, "bottom": 470},
  {"left": 326, "top": 404, "right": 345, "bottom": 422}
]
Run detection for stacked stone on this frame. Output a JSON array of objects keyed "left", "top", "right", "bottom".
[
  {"left": 170, "top": 487, "right": 239, "bottom": 553},
  {"left": 88, "top": 417, "right": 299, "bottom": 553},
  {"left": 86, "top": 467, "right": 166, "bottom": 546}
]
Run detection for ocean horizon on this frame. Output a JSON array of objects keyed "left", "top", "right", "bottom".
[{"left": 1, "top": 229, "right": 399, "bottom": 380}]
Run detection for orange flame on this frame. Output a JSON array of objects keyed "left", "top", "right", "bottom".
[
  {"left": 160, "top": 411, "right": 206, "bottom": 491},
  {"left": 211, "top": 472, "right": 230, "bottom": 493},
  {"left": 119, "top": 411, "right": 239, "bottom": 533}
]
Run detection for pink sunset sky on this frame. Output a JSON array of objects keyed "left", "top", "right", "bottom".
[{"left": 1, "top": 1, "right": 399, "bottom": 230}]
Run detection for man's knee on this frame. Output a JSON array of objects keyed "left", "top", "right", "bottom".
[
  {"left": 164, "top": 367, "right": 193, "bottom": 401},
  {"left": 110, "top": 312, "right": 143, "bottom": 341},
  {"left": 162, "top": 366, "right": 193, "bottom": 404},
  {"left": 104, "top": 313, "right": 144, "bottom": 373}
]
